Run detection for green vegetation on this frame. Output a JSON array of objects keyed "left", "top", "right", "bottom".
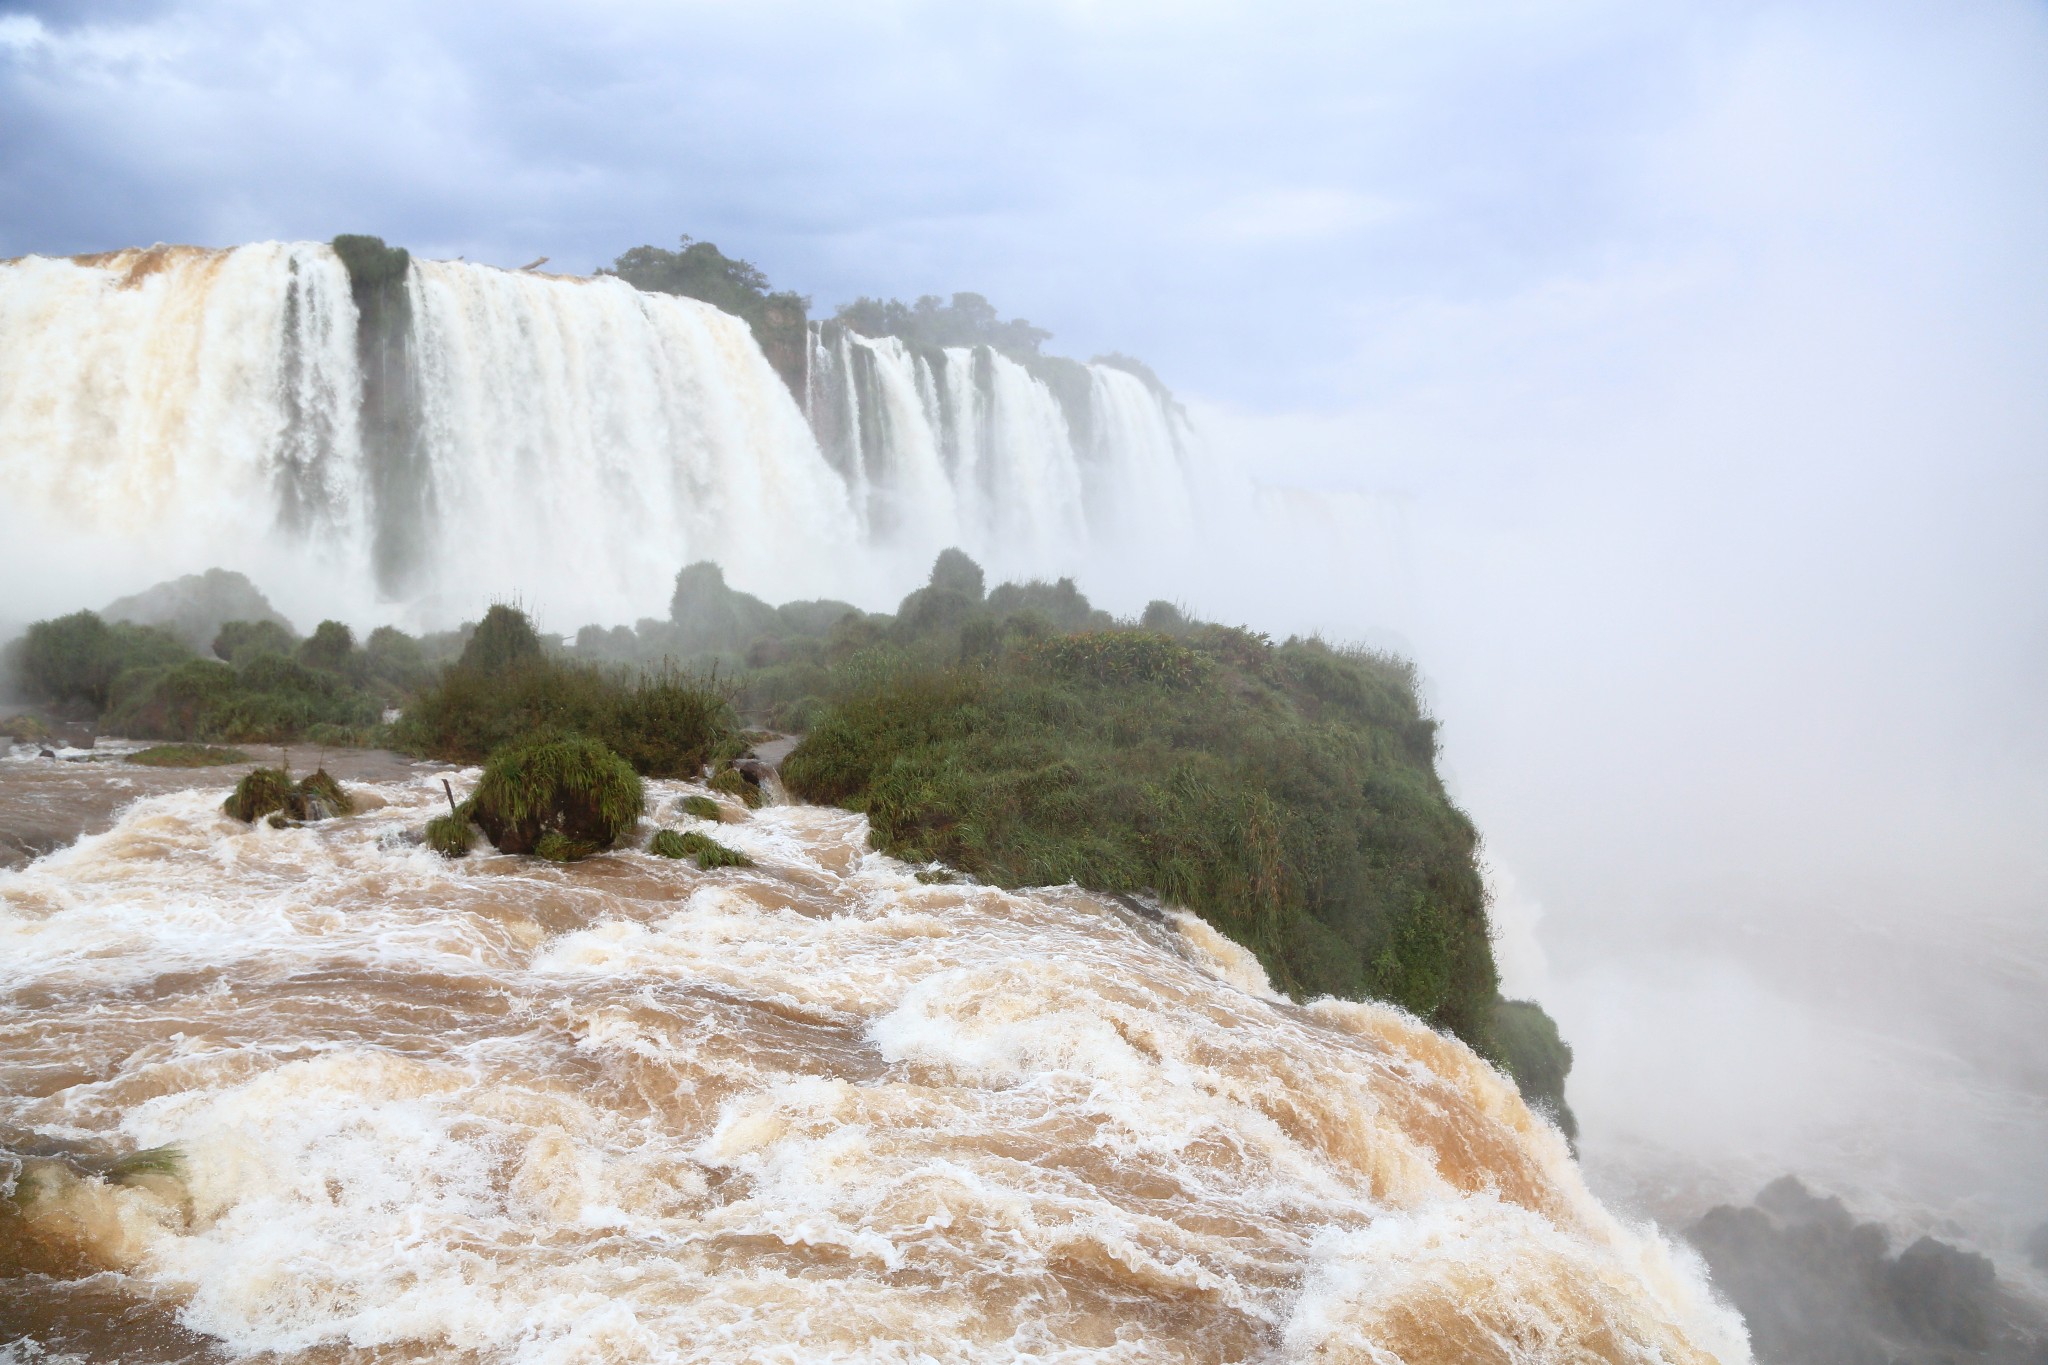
[
  {"left": 213, "top": 618, "right": 296, "bottom": 664},
  {"left": 2, "top": 585, "right": 440, "bottom": 747},
  {"left": 106, "top": 653, "right": 380, "bottom": 744},
  {"left": 128, "top": 744, "right": 249, "bottom": 767},
  {"left": 709, "top": 764, "right": 765, "bottom": 808},
  {"left": 650, "top": 827, "right": 753, "bottom": 869},
  {"left": 1492, "top": 998, "right": 1577, "bottom": 1140},
  {"left": 4, "top": 610, "right": 190, "bottom": 710},
  {"left": 331, "top": 234, "right": 411, "bottom": 292},
  {"left": 463, "top": 735, "right": 643, "bottom": 858},
  {"left": 425, "top": 809, "right": 476, "bottom": 858},
  {"left": 222, "top": 766, "right": 355, "bottom": 824},
  {"left": 680, "top": 794, "right": 726, "bottom": 821},
  {"left": 766, "top": 551, "right": 1502, "bottom": 1052},
  {"left": 834, "top": 291, "right": 1051, "bottom": 356},
  {"left": 1, "top": 714, "right": 52, "bottom": 743},
  {"left": 396, "top": 608, "right": 735, "bottom": 777},
  {"left": 105, "top": 1146, "right": 184, "bottom": 1184},
  {"left": 602, "top": 236, "right": 810, "bottom": 397}
]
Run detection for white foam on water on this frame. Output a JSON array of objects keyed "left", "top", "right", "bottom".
[{"left": 0, "top": 779, "right": 1750, "bottom": 1362}]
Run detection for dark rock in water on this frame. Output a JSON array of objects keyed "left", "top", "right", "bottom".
[{"left": 1687, "top": 1176, "right": 2048, "bottom": 1365}]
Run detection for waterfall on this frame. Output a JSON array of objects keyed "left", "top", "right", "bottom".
[
  {"left": 806, "top": 325, "right": 1193, "bottom": 583},
  {"left": 404, "top": 262, "right": 857, "bottom": 622},
  {"left": 0, "top": 242, "right": 1203, "bottom": 627},
  {"left": 0, "top": 243, "right": 365, "bottom": 564}
]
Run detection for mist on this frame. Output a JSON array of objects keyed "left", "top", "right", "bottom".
[{"left": 4, "top": 0, "right": 2045, "bottom": 1292}]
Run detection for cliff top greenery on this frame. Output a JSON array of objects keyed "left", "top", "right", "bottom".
[{"left": 832, "top": 292, "right": 1052, "bottom": 356}]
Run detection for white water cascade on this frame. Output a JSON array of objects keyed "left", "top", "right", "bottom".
[
  {"left": 807, "top": 327, "right": 1199, "bottom": 585},
  {"left": 0, "top": 242, "right": 1204, "bottom": 631}
]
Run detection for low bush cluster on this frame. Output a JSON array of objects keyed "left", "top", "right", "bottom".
[
  {"left": 222, "top": 767, "right": 354, "bottom": 825},
  {"left": 459, "top": 734, "right": 643, "bottom": 859},
  {"left": 396, "top": 605, "right": 736, "bottom": 778}
]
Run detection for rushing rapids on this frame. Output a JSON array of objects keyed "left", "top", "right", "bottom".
[
  {"left": 0, "top": 753, "right": 1749, "bottom": 1362},
  {"left": 0, "top": 244, "right": 1200, "bottom": 627}
]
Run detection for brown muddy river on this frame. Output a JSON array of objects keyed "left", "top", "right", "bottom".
[{"left": 0, "top": 744, "right": 1748, "bottom": 1362}]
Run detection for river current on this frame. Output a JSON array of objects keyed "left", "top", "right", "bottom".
[{"left": 0, "top": 751, "right": 1748, "bottom": 1362}]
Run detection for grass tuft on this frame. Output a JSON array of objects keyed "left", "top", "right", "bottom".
[
  {"left": 129, "top": 743, "right": 249, "bottom": 767},
  {"left": 680, "top": 794, "right": 725, "bottom": 821},
  {"left": 425, "top": 808, "right": 476, "bottom": 858},
  {"left": 650, "top": 827, "right": 753, "bottom": 869},
  {"left": 468, "top": 735, "right": 643, "bottom": 856}
]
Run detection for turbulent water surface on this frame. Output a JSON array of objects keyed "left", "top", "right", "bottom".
[{"left": 0, "top": 753, "right": 1749, "bottom": 1362}]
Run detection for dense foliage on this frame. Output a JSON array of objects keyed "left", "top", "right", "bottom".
[
  {"left": 5, "top": 612, "right": 190, "bottom": 710},
  {"left": 460, "top": 735, "right": 644, "bottom": 859},
  {"left": 602, "top": 236, "right": 809, "bottom": 396},
  {"left": 4, "top": 606, "right": 424, "bottom": 745},
  {"left": 834, "top": 291, "right": 1051, "bottom": 356},
  {"left": 395, "top": 609, "right": 735, "bottom": 778}
]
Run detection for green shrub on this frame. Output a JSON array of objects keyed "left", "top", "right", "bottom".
[
  {"left": 106, "top": 653, "right": 379, "bottom": 744},
  {"left": 296, "top": 620, "right": 364, "bottom": 680},
  {"left": 425, "top": 808, "right": 476, "bottom": 858},
  {"left": 534, "top": 831, "right": 602, "bottom": 863},
  {"left": 1493, "top": 998, "right": 1578, "bottom": 1140},
  {"left": 396, "top": 608, "right": 736, "bottom": 772},
  {"left": 222, "top": 767, "right": 355, "bottom": 824},
  {"left": 1, "top": 714, "right": 53, "bottom": 743},
  {"left": 709, "top": 765, "right": 764, "bottom": 808},
  {"left": 459, "top": 604, "right": 544, "bottom": 675},
  {"left": 681, "top": 794, "right": 725, "bottom": 821},
  {"left": 650, "top": 827, "right": 752, "bottom": 868},
  {"left": 129, "top": 744, "right": 248, "bottom": 767},
  {"left": 1028, "top": 631, "right": 1205, "bottom": 688},
  {"left": 213, "top": 618, "right": 296, "bottom": 664},
  {"left": 597, "top": 664, "right": 735, "bottom": 778},
  {"left": 224, "top": 767, "right": 295, "bottom": 822},
  {"left": 468, "top": 735, "right": 643, "bottom": 856},
  {"left": 363, "top": 625, "right": 428, "bottom": 695},
  {"left": 4, "top": 611, "right": 192, "bottom": 710}
]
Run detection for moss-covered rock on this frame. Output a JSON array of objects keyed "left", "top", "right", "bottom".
[
  {"left": 222, "top": 768, "right": 298, "bottom": 823},
  {"left": 709, "top": 765, "right": 764, "bottom": 809},
  {"left": 222, "top": 767, "right": 357, "bottom": 824},
  {"left": 680, "top": 794, "right": 726, "bottom": 821},
  {"left": 468, "top": 735, "right": 642, "bottom": 856}
]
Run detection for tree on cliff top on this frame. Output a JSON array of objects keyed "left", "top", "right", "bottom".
[
  {"left": 603, "top": 236, "right": 809, "bottom": 395},
  {"left": 834, "top": 291, "right": 1051, "bottom": 357}
]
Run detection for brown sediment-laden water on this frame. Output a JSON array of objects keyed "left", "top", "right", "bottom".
[{"left": 0, "top": 749, "right": 1750, "bottom": 1362}]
